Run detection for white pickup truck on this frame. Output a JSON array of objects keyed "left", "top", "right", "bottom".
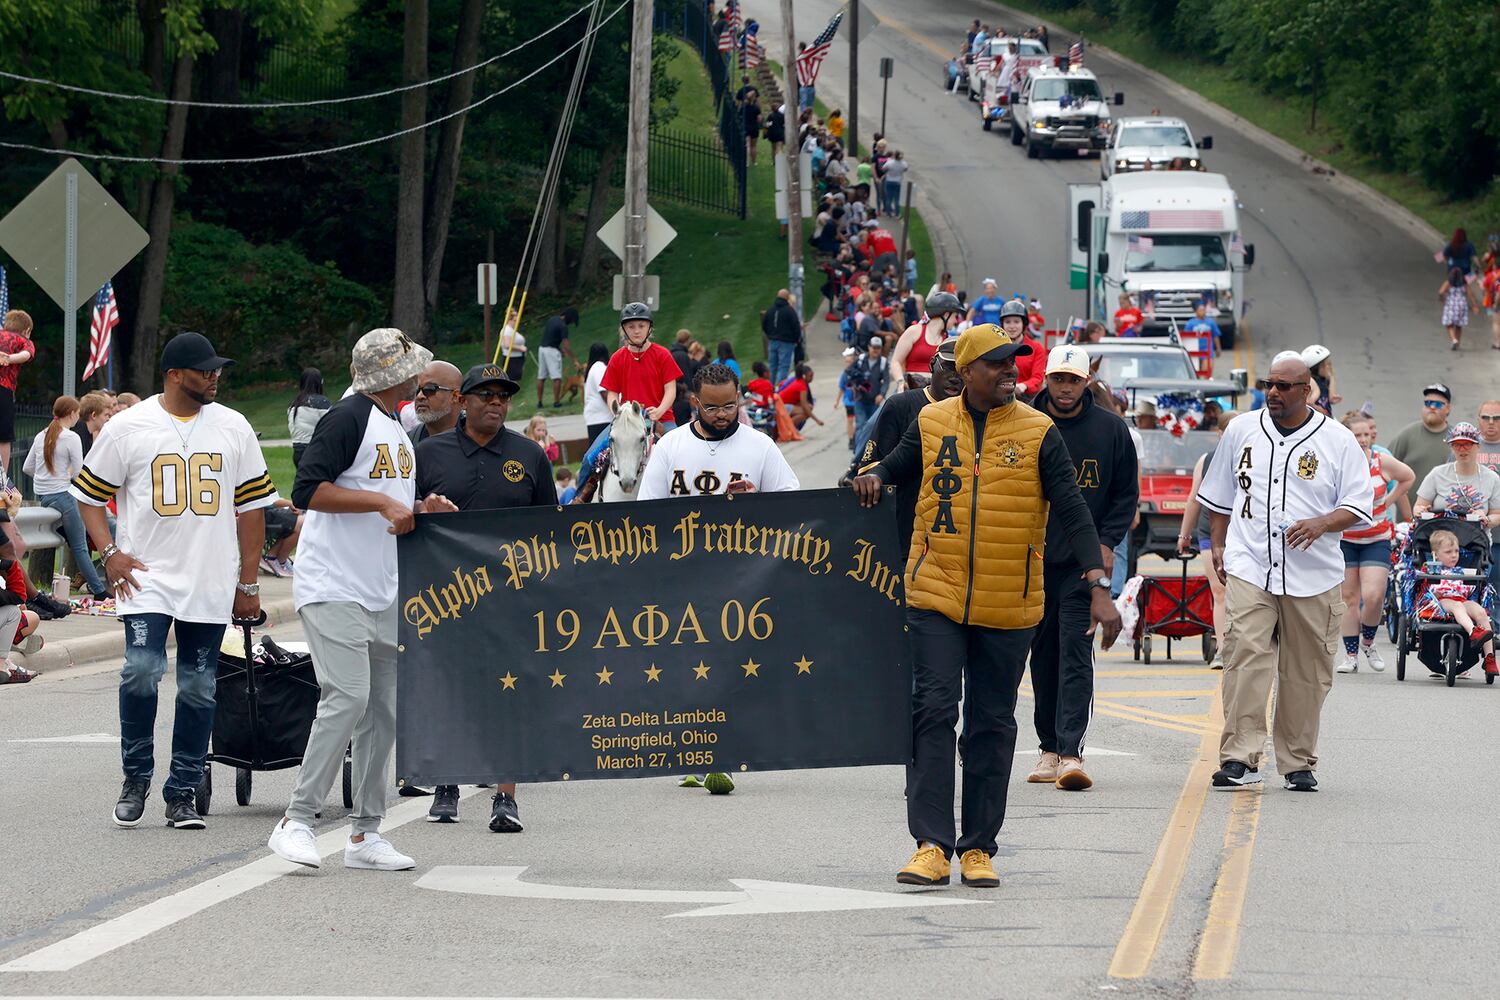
[
  {"left": 1009, "top": 65, "right": 1122, "bottom": 158},
  {"left": 969, "top": 36, "right": 1052, "bottom": 128},
  {"left": 1102, "top": 116, "right": 1213, "bottom": 179}
]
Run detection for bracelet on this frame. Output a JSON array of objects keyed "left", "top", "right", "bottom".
[{"left": 100, "top": 543, "right": 120, "bottom": 561}]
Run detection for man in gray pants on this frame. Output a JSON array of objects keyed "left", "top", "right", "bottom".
[{"left": 267, "top": 329, "right": 455, "bottom": 871}]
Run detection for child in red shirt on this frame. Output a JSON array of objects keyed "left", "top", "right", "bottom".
[{"left": 601, "top": 303, "right": 683, "bottom": 426}]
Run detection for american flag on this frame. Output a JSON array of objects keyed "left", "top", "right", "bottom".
[
  {"left": 1229, "top": 233, "right": 1246, "bottom": 255},
  {"left": 975, "top": 48, "right": 994, "bottom": 74},
  {"left": 1127, "top": 234, "right": 1154, "bottom": 251},
  {"left": 1068, "top": 38, "right": 1084, "bottom": 68},
  {"left": 0, "top": 265, "right": 8, "bottom": 320},
  {"left": 795, "top": 10, "right": 844, "bottom": 87},
  {"left": 718, "top": 1, "right": 740, "bottom": 53},
  {"left": 82, "top": 281, "right": 118, "bottom": 383},
  {"left": 741, "top": 37, "right": 764, "bottom": 69},
  {"left": 1121, "top": 209, "right": 1225, "bottom": 230}
]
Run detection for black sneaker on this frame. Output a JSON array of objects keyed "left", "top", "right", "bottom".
[
  {"left": 397, "top": 784, "right": 433, "bottom": 798},
  {"left": 1211, "top": 761, "right": 1262, "bottom": 789},
  {"left": 427, "top": 784, "right": 460, "bottom": 823},
  {"left": 1282, "top": 770, "right": 1319, "bottom": 792},
  {"left": 489, "top": 792, "right": 524, "bottom": 833},
  {"left": 163, "top": 796, "right": 206, "bottom": 829},
  {"left": 113, "top": 779, "right": 150, "bottom": 828}
]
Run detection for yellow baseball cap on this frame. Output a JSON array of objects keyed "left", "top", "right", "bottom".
[{"left": 955, "top": 323, "right": 1033, "bottom": 369}]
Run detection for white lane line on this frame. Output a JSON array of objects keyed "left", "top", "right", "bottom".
[
  {"left": 0, "top": 788, "right": 483, "bottom": 974},
  {"left": 1014, "top": 747, "right": 1136, "bottom": 757},
  {"left": 8, "top": 733, "right": 117, "bottom": 744}
]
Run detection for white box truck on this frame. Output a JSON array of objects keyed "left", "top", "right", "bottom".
[{"left": 1068, "top": 171, "right": 1254, "bottom": 348}]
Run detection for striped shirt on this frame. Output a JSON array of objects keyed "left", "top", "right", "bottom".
[{"left": 1343, "top": 452, "right": 1393, "bottom": 542}]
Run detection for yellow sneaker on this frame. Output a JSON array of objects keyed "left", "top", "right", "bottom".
[
  {"left": 1055, "top": 757, "right": 1093, "bottom": 791},
  {"left": 959, "top": 849, "right": 999, "bottom": 888},
  {"left": 896, "top": 843, "right": 951, "bottom": 886}
]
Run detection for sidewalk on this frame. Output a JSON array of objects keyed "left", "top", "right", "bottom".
[{"left": 15, "top": 575, "right": 297, "bottom": 676}]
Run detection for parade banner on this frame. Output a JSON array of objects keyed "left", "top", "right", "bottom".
[{"left": 395, "top": 489, "right": 910, "bottom": 783}]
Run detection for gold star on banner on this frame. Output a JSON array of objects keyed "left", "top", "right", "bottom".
[
  {"left": 548, "top": 669, "right": 566, "bottom": 688},
  {"left": 795, "top": 655, "right": 814, "bottom": 675},
  {"left": 499, "top": 672, "right": 518, "bottom": 691},
  {"left": 596, "top": 666, "right": 614, "bottom": 685},
  {"left": 741, "top": 658, "right": 761, "bottom": 677},
  {"left": 693, "top": 660, "right": 711, "bottom": 680},
  {"left": 644, "top": 664, "right": 662, "bottom": 683}
]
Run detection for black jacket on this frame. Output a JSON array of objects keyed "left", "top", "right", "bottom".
[
  {"left": 1030, "top": 386, "right": 1140, "bottom": 563},
  {"left": 849, "top": 386, "right": 940, "bottom": 560},
  {"left": 761, "top": 298, "right": 802, "bottom": 343}
]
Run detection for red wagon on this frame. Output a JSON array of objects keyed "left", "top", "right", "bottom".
[{"left": 1132, "top": 555, "right": 1217, "bottom": 663}]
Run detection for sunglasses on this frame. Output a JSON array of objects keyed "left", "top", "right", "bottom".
[
  {"left": 1479, "top": 415, "right": 1500, "bottom": 422},
  {"left": 467, "top": 388, "right": 512, "bottom": 403},
  {"left": 191, "top": 367, "right": 223, "bottom": 379},
  {"left": 1423, "top": 399, "right": 1449, "bottom": 409},
  {"left": 1254, "top": 379, "right": 1308, "bottom": 392},
  {"left": 416, "top": 383, "right": 458, "bottom": 397}
]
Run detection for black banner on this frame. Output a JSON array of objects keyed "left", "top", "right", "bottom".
[{"left": 395, "top": 489, "right": 911, "bottom": 783}]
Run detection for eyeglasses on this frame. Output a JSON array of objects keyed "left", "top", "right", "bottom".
[
  {"left": 1254, "top": 379, "right": 1308, "bottom": 392},
  {"left": 1451, "top": 439, "right": 1478, "bottom": 448},
  {"left": 1424, "top": 399, "right": 1449, "bottom": 409},
  {"left": 467, "top": 389, "right": 512, "bottom": 403},
  {"left": 416, "top": 383, "right": 457, "bottom": 397},
  {"left": 697, "top": 400, "right": 741, "bottom": 416}
]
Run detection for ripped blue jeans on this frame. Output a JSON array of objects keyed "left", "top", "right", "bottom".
[{"left": 118, "top": 614, "right": 226, "bottom": 802}]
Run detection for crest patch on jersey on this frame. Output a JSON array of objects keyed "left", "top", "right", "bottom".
[
  {"left": 1296, "top": 450, "right": 1319, "bottom": 481},
  {"left": 503, "top": 460, "right": 526, "bottom": 483},
  {"left": 997, "top": 439, "right": 1025, "bottom": 467}
]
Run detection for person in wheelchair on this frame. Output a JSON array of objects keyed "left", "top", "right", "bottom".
[{"left": 1417, "top": 528, "right": 1497, "bottom": 677}]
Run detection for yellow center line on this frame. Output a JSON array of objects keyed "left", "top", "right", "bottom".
[
  {"left": 1192, "top": 785, "right": 1264, "bottom": 980},
  {"left": 1097, "top": 668, "right": 1218, "bottom": 678},
  {"left": 1091, "top": 688, "right": 1218, "bottom": 698},
  {"left": 1093, "top": 698, "right": 1213, "bottom": 725},
  {"left": 1108, "top": 689, "right": 1223, "bottom": 979},
  {"left": 873, "top": 13, "right": 952, "bottom": 61},
  {"left": 1092, "top": 704, "right": 1214, "bottom": 738}
]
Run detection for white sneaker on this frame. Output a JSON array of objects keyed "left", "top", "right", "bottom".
[
  {"left": 344, "top": 833, "right": 415, "bottom": 871},
  {"left": 268, "top": 818, "right": 320, "bottom": 868},
  {"left": 1336, "top": 652, "right": 1358, "bottom": 674},
  {"left": 1362, "top": 643, "right": 1386, "bottom": 672}
]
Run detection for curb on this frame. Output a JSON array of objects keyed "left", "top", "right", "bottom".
[
  {"left": 978, "top": 0, "right": 1443, "bottom": 247},
  {"left": 15, "top": 598, "right": 301, "bottom": 678}
]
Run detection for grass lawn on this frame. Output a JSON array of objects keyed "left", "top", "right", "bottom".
[
  {"left": 1002, "top": 3, "right": 1490, "bottom": 239},
  {"left": 264, "top": 446, "right": 296, "bottom": 499},
  {"left": 221, "top": 38, "right": 940, "bottom": 439}
]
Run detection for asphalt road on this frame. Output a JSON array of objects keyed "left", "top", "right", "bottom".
[{"left": 2, "top": 3, "right": 1496, "bottom": 999}]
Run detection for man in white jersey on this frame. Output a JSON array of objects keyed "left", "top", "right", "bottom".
[
  {"left": 268, "top": 328, "right": 455, "bottom": 872},
  {"left": 73, "top": 332, "right": 277, "bottom": 830},
  {"left": 638, "top": 362, "right": 798, "bottom": 794},
  {"left": 1198, "top": 352, "right": 1373, "bottom": 793}
]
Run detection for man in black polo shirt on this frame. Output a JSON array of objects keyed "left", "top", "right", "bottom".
[{"left": 416, "top": 363, "right": 556, "bottom": 830}]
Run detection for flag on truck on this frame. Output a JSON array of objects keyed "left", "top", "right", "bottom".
[
  {"left": 83, "top": 281, "right": 118, "bottom": 383},
  {"left": 1121, "top": 209, "right": 1226, "bottom": 230},
  {"left": 1068, "top": 38, "right": 1084, "bottom": 68},
  {"left": 1127, "top": 234, "right": 1154, "bottom": 251},
  {"left": 795, "top": 10, "right": 844, "bottom": 87}
]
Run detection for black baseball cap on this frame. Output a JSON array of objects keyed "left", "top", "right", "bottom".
[
  {"left": 1423, "top": 382, "right": 1451, "bottom": 401},
  {"left": 160, "top": 331, "right": 234, "bottom": 372},
  {"left": 460, "top": 363, "right": 521, "bottom": 396}
]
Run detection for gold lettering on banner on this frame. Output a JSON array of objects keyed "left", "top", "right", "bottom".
[
  {"left": 572, "top": 517, "right": 658, "bottom": 566},
  {"left": 846, "top": 539, "right": 902, "bottom": 604},
  {"left": 671, "top": 603, "right": 709, "bottom": 646},
  {"left": 593, "top": 607, "right": 631, "bottom": 649},
  {"left": 498, "top": 533, "right": 559, "bottom": 591},
  {"left": 403, "top": 565, "right": 495, "bottom": 639},
  {"left": 669, "top": 511, "right": 833, "bottom": 575},
  {"left": 532, "top": 601, "right": 777, "bottom": 653}
]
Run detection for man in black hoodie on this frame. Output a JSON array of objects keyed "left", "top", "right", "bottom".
[
  {"left": 761, "top": 289, "right": 803, "bottom": 386},
  {"left": 1027, "top": 345, "right": 1138, "bottom": 791}
]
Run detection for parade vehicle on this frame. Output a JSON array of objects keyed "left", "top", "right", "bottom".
[
  {"left": 1117, "top": 377, "right": 1243, "bottom": 580},
  {"left": 1009, "top": 65, "right": 1122, "bottom": 157},
  {"left": 1101, "top": 115, "right": 1212, "bottom": 179},
  {"left": 1067, "top": 170, "right": 1254, "bottom": 348},
  {"left": 971, "top": 35, "right": 1051, "bottom": 128}
]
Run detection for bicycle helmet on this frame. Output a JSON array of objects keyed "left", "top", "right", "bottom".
[
  {"left": 999, "top": 299, "right": 1029, "bottom": 321},
  {"left": 1301, "top": 344, "right": 1331, "bottom": 369},
  {"left": 620, "top": 302, "right": 654, "bottom": 325},
  {"left": 926, "top": 291, "right": 962, "bottom": 317}
]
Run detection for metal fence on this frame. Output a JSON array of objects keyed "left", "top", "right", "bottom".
[
  {"left": 9, "top": 404, "right": 54, "bottom": 498},
  {"left": 666, "top": 0, "right": 747, "bottom": 218}
]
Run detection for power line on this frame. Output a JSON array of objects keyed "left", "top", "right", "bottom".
[
  {"left": 0, "top": 0, "right": 629, "bottom": 167},
  {"left": 0, "top": 0, "right": 594, "bottom": 110}
]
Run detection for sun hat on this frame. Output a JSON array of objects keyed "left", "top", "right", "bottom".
[{"left": 349, "top": 328, "right": 433, "bottom": 394}]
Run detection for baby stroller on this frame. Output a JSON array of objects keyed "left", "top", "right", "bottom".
[{"left": 1390, "top": 516, "right": 1495, "bottom": 687}]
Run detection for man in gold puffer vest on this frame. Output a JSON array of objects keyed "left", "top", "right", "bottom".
[{"left": 852, "top": 323, "right": 1122, "bottom": 889}]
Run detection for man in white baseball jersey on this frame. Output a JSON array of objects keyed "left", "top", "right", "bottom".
[
  {"left": 74, "top": 332, "right": 276, "bottom": 830},
  {"left": 1197, "top": 353, "right": 1373, "bottom": 793}
]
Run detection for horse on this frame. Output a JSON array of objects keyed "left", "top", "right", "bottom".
[{"left": 596, "top": 401, "right": 654, "bottom": 502}]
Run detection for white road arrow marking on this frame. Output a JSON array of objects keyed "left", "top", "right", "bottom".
[
  {"left": 415, "top": 866, "right": 983, "bottom": 918},
  {"left": 8, "top": 732, "right": 117, "bottom": 744}
]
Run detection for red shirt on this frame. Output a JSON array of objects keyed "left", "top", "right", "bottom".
[
  {"left": 600, "top": 343, "right": 682, "bottom": 411},
  {"left": 1113, "top": 307, "right": 1143, "bottom": 334},
  {"left": 866, "top": 229, "right": 898, "bottom": 258},
  {"left": 778, "top": 378, "right": 811, "bottom": 407},
  {"left": 0, "top": 332, "right": 34, "bottom": 392},
  {"left": 746, "top": 378, "right": 775, "bottom": 407},
  {"left": 1016, "top": 334, "right": 1048, "bottom": 395}
]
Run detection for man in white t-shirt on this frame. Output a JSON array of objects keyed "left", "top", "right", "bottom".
[
  {"left": 268, "top": 328, "right": 456, "bottom": 873},
  {"left": 74, "top": 332, "right": 277, "bottom": 830}
]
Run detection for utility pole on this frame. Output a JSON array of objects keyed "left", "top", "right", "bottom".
[
  {"left": 623, "top": 0, "right": 654, "bottom": 305},
  {"left": 781, "top": 0, "right": 803, "bottom": 318},
  {"left": 848, "top": 1, "right": 859, "bottom": 157}
]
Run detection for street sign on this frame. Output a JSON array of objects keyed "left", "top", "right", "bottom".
[
  {"left": 612, "top": 274, "right": 660, "bottom": 311},
  {"left": 0, "top": 159, "right": 147, "bottom": 314},
  {"left": 879, "top": 57, "right": 894, "bottom": 78},
  {"left": 0, "top": 158, "right": 148, "bottom": 395},
  {"left": 597, "top": 204, "right": 677, "bottom": 266},
  {"left": 855, "top": 0, "right": 879, "bottom": 42},
  {"left": 477, "top": 263, "right": 498, "bottom": 305}
]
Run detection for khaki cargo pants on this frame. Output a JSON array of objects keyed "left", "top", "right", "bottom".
[{"left": 1220, "top": 576, "right": 1345, "bottom": 773}]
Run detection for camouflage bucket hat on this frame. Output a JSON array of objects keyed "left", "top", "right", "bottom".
[{"left": 350, "top": 328, "right": 433, "bottom": 393}]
